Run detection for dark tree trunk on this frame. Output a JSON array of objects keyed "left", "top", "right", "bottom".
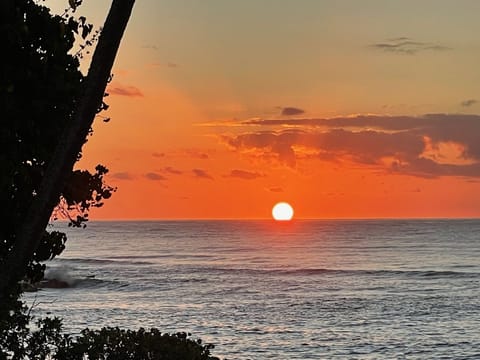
[{"left": 0, "top": 0, "right": 135, "bottom": 304}]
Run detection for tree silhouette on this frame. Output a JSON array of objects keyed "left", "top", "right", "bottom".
[{"left": 0, "top": 0, "right": 132, "bottom": 348}]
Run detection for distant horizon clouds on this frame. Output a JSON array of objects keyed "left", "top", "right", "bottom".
[
  {"left": 370, "top": 37, "right": 451, "bottom": 55},
  {"left": 224, "top": 114, "right": 480, "bottom": 178}
]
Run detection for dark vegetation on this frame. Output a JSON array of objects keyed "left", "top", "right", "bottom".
[{"left": 0, "top": 1, "right": 220, "bottom": 358}]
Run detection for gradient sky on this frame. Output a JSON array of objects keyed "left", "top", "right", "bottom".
[{"left": 47, "top": 0, "right": 480, "bottom": 219}]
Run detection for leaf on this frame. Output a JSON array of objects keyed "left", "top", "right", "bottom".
[{"left": 68, "top": 0, "right": 77, "bottom": 10}]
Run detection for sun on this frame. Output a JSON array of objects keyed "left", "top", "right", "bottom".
[{"left": 272, "top": 202, "right": 294, "bottom": 221}]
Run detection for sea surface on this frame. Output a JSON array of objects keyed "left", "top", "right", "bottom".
[{"left": 25, "top": 219, "right": 480, "bottom": 359}]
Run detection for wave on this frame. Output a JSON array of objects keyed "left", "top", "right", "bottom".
[
  {"left": 55, "top": 257, "right": 153, "bottom": 266},
  {"left": 189, "top": 266, "right": 480, "bottom": 279},
  {"left": 42, "top": 266, "right": 129, "bottom": 290},
  {"left": 55, "top": 254, "right": 217, "bottom": 266},
  {"left": 38, "top": 275, "right": 129, "bottom": 291}
]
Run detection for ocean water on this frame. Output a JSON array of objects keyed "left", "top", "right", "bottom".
[{"left": 25, "top": 219, "right": 480, "bottom": 359}]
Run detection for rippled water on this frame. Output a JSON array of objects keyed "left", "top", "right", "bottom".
[{"left": 26, "top": 219, "right": 480, "bottom": 359}]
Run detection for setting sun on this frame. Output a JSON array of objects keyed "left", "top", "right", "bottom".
[{"left": 272, "top": 202, "right": 294, "bottom": 221}]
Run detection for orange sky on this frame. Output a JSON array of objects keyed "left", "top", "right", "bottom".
[{"left": 49, "top": 1, "right": 480, "bottom": 219}]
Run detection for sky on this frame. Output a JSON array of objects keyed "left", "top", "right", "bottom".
[{"left": 47, "top": 0, "right": 480, "bottom": 219}]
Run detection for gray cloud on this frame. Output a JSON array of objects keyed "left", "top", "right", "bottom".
[
  {"left": 461, "top": 99, "right": 478, "bottom": 107},
  {"left": 193, "top": 169, "right": 214, "bottom": 180},
  {"left": 370, "top": 37, "right": 450, "bottom": 55},
  {"left": 227, "top": 169, "right": 264, "bottom": 180},
  {"left": 224, "top": 114, "right": 480, "bottom": 178},
  {"left": 281, "top": 107, "right": 305, "bottom": 116},
  {"left": 145, "top": 172, "right": 167, "bottom": 181}
]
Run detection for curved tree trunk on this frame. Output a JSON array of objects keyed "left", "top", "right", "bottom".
[{"left": 0, "top": 0, "right": 135, "bottom": 304}]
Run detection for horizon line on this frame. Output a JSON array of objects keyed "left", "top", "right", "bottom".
[{"left": 52, "top": 216, "right": 480, "bottom": 222}]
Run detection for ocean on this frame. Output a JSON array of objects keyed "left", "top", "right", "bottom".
[{"left": 25, "top": 219, "right": 480, "bottom": 359}]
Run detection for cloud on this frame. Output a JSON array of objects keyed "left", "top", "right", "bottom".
[
  {"left": 164, "top": 166, "right": 183, "bottom": 175},
  {"left": 111, "top": 172, "right": 134, "bottom": 180},
  {"left": 223, "top": 114, "right": 480, "bottom": 178},
  {"left": 145, "top": 172, "right": 167, "bottom": 181},
  {"left": 268, "top": 187, "right": 283, "bottom": 193},
  {"left": 461, "top": 99, "right": 477, "bottom": 107},
  {"left": 142, "top": 44, "right": 158, "bottom": 50},
  {"left": 108, "top": 84, "right": 144, "bottom": 97},
  {"left": 370, "top": 37, "right": 450, "bottom": 55},
  {"left": 281, "top": 107, "right": 305, "bottom": 116},
  {"left": 227, "top": 169, "right": 264, "bottom": 180},
  {"left": 149, "top": 62, "right": 179, "bottom": 69},
  {"left": 186, "top": 150, "right": 209, "bottom": 159},
  {"left": 192, "top": 169, "right": 214, "bottom": 180},
  {"left": 152, "top": 152, "right": 165, "bottom": 158}
]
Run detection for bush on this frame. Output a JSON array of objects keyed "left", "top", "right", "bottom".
[
  {"left": 1, "top": 313, "right": 221, "bottom": 360},
  {"left": 57, "top": 327, "right": 220, "bottom": 360}
]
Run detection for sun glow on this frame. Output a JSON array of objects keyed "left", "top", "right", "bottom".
[{"left": 272, "top": 202, "right": 294, "bottom": 221}]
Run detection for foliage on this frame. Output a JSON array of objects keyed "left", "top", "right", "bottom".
[
  {"left": 58, "top": 327, "right": 220, "bottom": 360},
  {"left": 2, "top": 316, "right": 221, "bottom": 360},
  {"left": 0, "top": 0, "right": 113, "bottom": 355},
  {"left": 0, "top": 0, "right": 114, "bottom": 289}
]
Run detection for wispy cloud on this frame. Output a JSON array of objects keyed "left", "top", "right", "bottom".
[
  {"left": 111, "top": 172, "right": 134, "bottom": 180},
  {"left": 370, "top": 37, "right": 450, "bottom": 55},
  {"left": 268, "top": 186, "right": 283, "bottom": 193},
  {"left": 186, "top": 150, "right": 209, "bottom": 159},
  {"left": 108, "top": 83, "right": 144, "bottom": 97},
  {"left": 461, "top": 99, "right": 477, "bottom": 107},
  {"left": 164, "top": 166, "right": 183, "bottom": 175},
  {"left": 227, "top": 169, "right": 264, "bottom": 180},
  {"left": 142, "top": 44, "right": 158, "bottom": 50},
  {"left": 149, "top": 61, "right": 179, "bottom": 69},
  {"left": 145, "top": 172, "right": 167, "bottom": 181},
  {"left": 192, "top": 169, "right": 214, "bottom": 180},
  {"left": 223, "top": 114, "right": 480, "bottom": 178},
  {"left": 281, "top": 107, "right": 305, "bottom": 116}
]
